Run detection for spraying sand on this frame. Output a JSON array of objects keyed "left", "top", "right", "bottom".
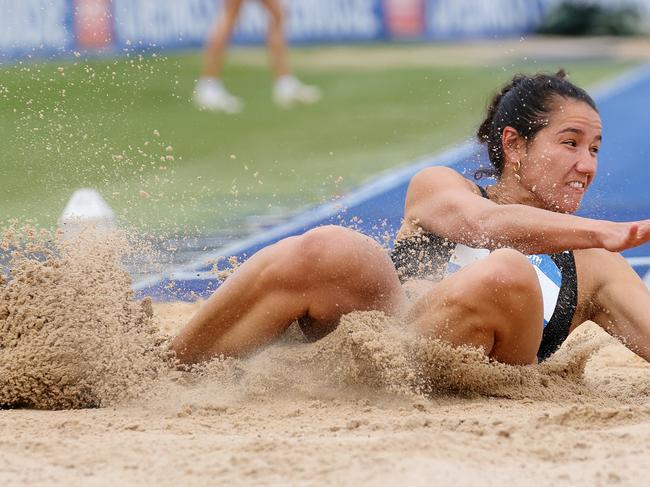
[
  {"left": 0, "top": 224, "right": 168, "bottom": 409},
  {"left": 2, "top": 225, "right": 650, "bottom": 485}
]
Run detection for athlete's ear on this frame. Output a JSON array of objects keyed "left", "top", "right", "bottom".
[{"left": 501, "top": 126, "right": 525, "bottom": 168}]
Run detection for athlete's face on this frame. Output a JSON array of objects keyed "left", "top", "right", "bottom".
[{"left": 519, "top": 98, "right": 602, "bottom": 214}]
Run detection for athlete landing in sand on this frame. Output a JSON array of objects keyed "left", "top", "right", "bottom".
[{"left": 172, "top": 70, "right": 650, "bottom": 366}]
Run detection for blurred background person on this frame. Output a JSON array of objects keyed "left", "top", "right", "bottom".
[{"left": 194, "top": 0, "right": 322, "bottom": 113}]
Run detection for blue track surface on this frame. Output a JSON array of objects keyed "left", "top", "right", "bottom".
[{"left": 136, "top": 64, "right": 650, "bottom": 300}]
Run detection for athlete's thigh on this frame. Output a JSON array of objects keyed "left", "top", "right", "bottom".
[
  {"left": 299, "top": 276, "right": 405, "bottom": 341},
  {"left": 305, "top": 257, "right": 405, "bottom": 324},
  {"left": 299, "top": 241, "right": 406, "bottom": 338},
  {"left": 406, "top": 263, "right": 485, "bottom": 327}
]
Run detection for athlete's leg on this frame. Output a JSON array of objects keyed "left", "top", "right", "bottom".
[
  {"left": 408, "top": 249, "right": 544, "bottom": 365},
  {"left": 202, "top": 0, "right": 245, "bottom": 78},
  {"left": 260, "top": 0, "right": 290, "bottom": 78},
  {"left": 171, "top": 226, "right": 404, "bottom": 364},
  {"left": 262, "top": 0, "right": 321, "bottom": 106}
]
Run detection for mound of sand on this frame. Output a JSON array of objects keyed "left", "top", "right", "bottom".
[{"left": 0, "top": 224, "right": 168, "bottom": 409}]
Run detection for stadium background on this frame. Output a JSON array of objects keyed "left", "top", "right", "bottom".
[
  {"left": 3, "top": 0, "right": 650, "bottom": 57},
  {"left": 1, "top": 0, "right": 649, "bottom": 297}
]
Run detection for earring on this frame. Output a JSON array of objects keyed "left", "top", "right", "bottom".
[{"left": 514, "top": 160, "right": 521, "bottom": 181}]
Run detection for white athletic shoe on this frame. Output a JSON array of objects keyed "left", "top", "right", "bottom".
[
  {"left": 273, "top": 75, "right": 322, "bottom": 108},
  {"left": 193, "top": 78, "right": 242, "bottom": 114}
]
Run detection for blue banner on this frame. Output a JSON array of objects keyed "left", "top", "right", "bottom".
[
  {"left": 424, "top": 0, "right": 549, "bottom": 40},
  {"left": 0, "top": 0, "right": 74, "bottom": 59},
  {"left": 4, "top": 1, "right": 649, "bottom": 60},
  {"left": 111, "top": 0, "right": 217, "bottom": 50},
  {"left": 0, "top": 0, "right": 564, "bottom": 60},
  {"left": 110, "top": 0, "right": 385, "bottom": 50}
]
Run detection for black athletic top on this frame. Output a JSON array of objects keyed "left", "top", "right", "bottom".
[{"left": 391, "top": 185, "right": 578, "bottom": 361}]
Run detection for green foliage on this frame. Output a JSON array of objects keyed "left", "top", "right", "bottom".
[{"left": 538, "top": 1, "right": 641, "bottom": 36}]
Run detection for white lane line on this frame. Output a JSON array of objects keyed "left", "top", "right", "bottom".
[
  {"left": 590, "top": 62, "right": 650, "bottom": 102},
  {"left": 627, "top": 256, "right": 650, "bottom": 267}
]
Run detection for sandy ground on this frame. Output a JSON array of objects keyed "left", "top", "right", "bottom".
[{"left": 2, "top": 298, "right": 650, "bottom": 486}]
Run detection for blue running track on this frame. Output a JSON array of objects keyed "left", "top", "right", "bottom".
[{"left": 136, "top": 64, "right": 650, "bottom": 300}]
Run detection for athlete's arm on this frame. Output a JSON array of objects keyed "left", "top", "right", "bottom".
[
  {"left": 404, "top": 166, "right": 650, "bottom": 255},
  {"left": 587, "top": 251, "right": 650, "bottom": 362}
]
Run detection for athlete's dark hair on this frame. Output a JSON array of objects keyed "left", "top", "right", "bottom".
[{"left": 476, "top": 70, "right": 597, "bottom": 178}]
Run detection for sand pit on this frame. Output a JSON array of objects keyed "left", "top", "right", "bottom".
[{"left": 2, "top": 228, "right": 650, "bottom": 485}]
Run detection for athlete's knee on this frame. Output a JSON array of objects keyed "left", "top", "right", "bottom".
[
  {"left": 239, "top": 231, "right": 322, "bottom": 290},
  {"left": 441, "top": 248, "right": 542, "bottom": 325},
  {"left": 258, "top": 226, "right": 368, "bottom": 285},
  {"left": 481, "top": 249, "right": 540, "bottom": 300},
  {"left": 297, "top": 225, "right": 399, "bottom": 298},
  {"left": 438, "top": 250, "right": 534, "bottom": 311},
  {"left": 297, "top": 225, "right": 382, "bottom": 268}
]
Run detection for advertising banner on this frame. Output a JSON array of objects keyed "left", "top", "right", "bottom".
[
  {"left": 279, "top": 0, "right": 385, "bottom": 43},
  {"left": 424, "top": 0, "right": 549, "bottom": 40},
  {"left": 383, "top": 0, "right": 425, "bottom": 39},
  {"left": 74, "top": 0, "right": 113, "bottom": 50},
  {"left": 3, "top": 0, "right": 650, "bottom": 60},
  {"left": 110, "top": 0, "right": 384, "bottom": 50},
  {"left": 110, "top": 0, "right": 217, "bottom": 49},
  {"left": 0, "top": 0, "right": 74, "bottom": 58}
]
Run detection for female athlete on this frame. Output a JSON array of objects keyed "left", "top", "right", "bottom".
[{"left": 172, "top": 70, "right": 650, "bottom": 366}]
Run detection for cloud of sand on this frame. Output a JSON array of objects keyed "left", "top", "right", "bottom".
[
  {"left": 0, "top": 223, "right": 169, "bottom": 409},
  {"left": 0, "top": 223, "right": 615, "bottom": 411},
  {"left": 146, "top": 310, "right": 613, "bottom": 415}
]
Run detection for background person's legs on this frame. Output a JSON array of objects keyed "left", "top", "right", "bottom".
[
  {"left": 261, "top": 0, "right": 321, "bottom": 107},
  {"left": 408, "top": 249, "right": 544, "bottom": 365},
  {"left": 170, "top": 226, "right": 404, "bottom": 364},
  {"left": 194, "top": 0, "right": 245, "bottom": 113},
  {"left": 261, "top": 0, "right": 290, "bottom": 79}
]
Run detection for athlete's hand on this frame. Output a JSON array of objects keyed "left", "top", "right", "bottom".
[{"left": 600, "top": 220, "right": 650, "bottom": 252}]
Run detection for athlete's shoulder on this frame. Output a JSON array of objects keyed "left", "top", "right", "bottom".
[{"left": 409, "top": 166, "right": 477, "bottom": 193}]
